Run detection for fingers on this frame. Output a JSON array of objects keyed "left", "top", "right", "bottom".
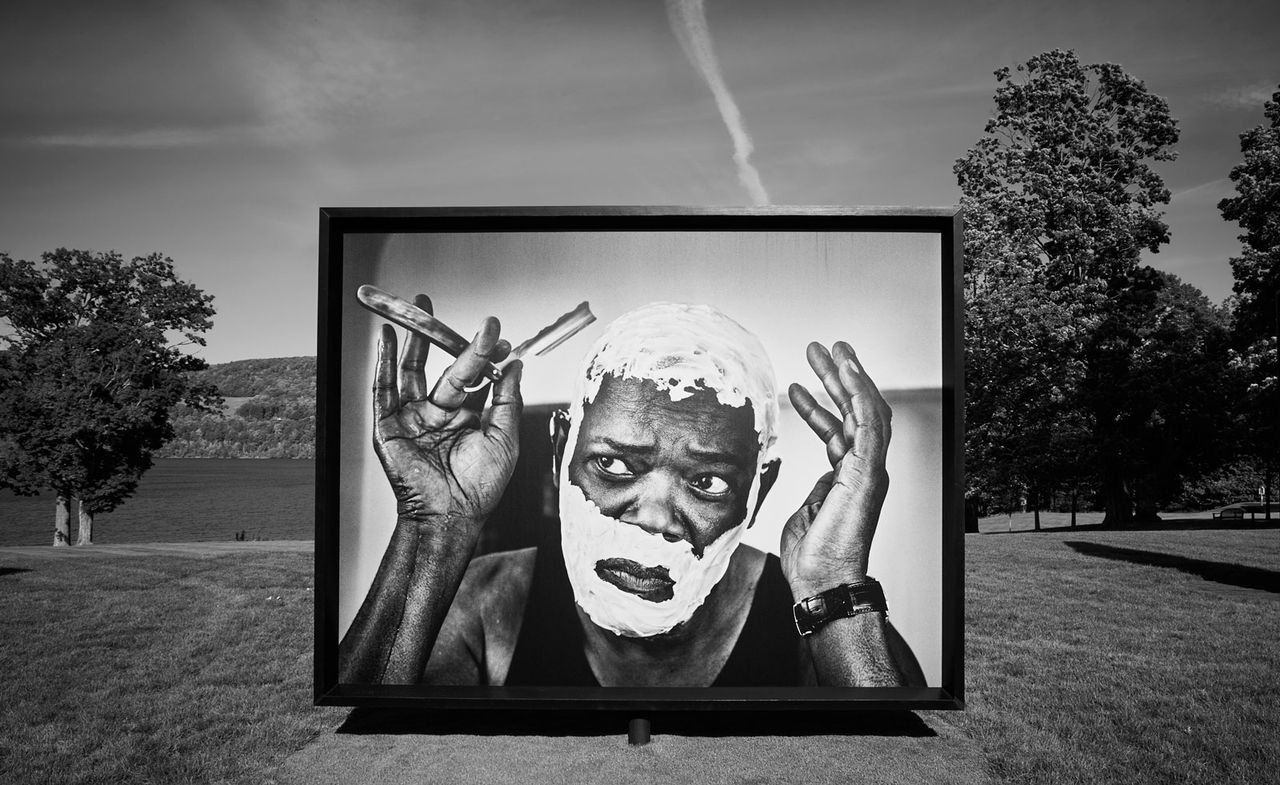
[
  {"left": 373, "top": 325, "right": 399, "bottom": 421},
  {"left": 801, "top": 470, "right": 835, "bottom": 508},
  {"left": 483, "top": 359, "right": 524, "bottom": 448},
  {"left": 833, "top": 343, "right": 892, "bottom": 464},
  {"left": 781, "top": 471, "right": 834, "bottom": 559},
  {"left": 463, "top": 338, "right": 512, "bottom": 413},
  {"left": 788, "top": 383, "right": 848, "bottom": 467},
  {"left": 798, "top": 341, "right": 893, "bottom": 467},
  {"left": 806, "top": 342, "right": 854, "bottom": 418},
  {"left": 429, "top": 316, "right": 502, "bottom": 410},
  {"left": 397, "top": 294, "right": 433, "bottom": 402}
]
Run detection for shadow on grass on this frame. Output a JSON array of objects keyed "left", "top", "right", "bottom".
[
  {"left": 0, "top": 567, "right": 31, "bottom": 577},
  {"left": 1064, "top": 540, "right": 1280, "bottom": 594},
  {"left": 337, "top": 708, "right": 935, "bottom": 738},
  {"left": 1122, "top": 517, "right": 1280, "bottom": 532}
]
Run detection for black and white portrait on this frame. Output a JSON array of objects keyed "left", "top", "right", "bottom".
[{"left": 322, "top": 210, "right": 958, "bottom": 697}]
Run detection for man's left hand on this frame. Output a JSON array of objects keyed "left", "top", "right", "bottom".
[{"left": 782, "top": 341, "right": 892, "bottom": 601}]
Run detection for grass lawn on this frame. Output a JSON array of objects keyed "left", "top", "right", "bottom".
[
  {"left": 0, "top": 550, "right": 343, "bottom": 785},
  {"left": 1, "top": 525, "right": 1277, "bottom": 784},
  {"left": 950, "top": 525, "right": 1280, "bottom": 784}
]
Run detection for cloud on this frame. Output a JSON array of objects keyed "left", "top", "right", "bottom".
[
  {"left": 8, "top": 1, "right": 429, "bottom": 150},
  {"left": 1171, "top": 178, "right": 1234, "bottom": 205},
  {"left": 665, "top": 0, "right": 770, "bottom": 206},
  {"left": 25, "top": 127, "right": 245, "bottom": 150},
  {"left": 229, "top": 0, "right": 448, "bottom": 145},
  {"left": 1202, "top": 83, "right": 1278, "bottom": 110}
]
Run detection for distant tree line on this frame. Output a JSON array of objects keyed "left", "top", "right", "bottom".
[
  {"left": 960, "top": 49, "right": 1279, "bottom": 528},
  {"left": 156, "top": 357, "right": 316, "bottom": 459}
]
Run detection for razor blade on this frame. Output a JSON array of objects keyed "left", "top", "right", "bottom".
[{"left": 356, "top": 285, "right": 595, "bottom": 382}]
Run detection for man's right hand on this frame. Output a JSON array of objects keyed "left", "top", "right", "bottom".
[{"left": 373, "top": 294, "right": 524, "bottom": 526}]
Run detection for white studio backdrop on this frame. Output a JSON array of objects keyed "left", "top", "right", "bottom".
[{"left": 336, "top": 229, "right": 945, "bottom": 685}]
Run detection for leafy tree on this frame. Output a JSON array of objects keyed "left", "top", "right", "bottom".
[
  {"left": 956, "top": 49, "right": 1185, "bottom": 525},
  {"left": 964, "top": 254, "right": 1098, "bottom": 530},
  {"left": 0, "top": 249, "right": 219, "bottom": 544},
  {"left": 1219, "top": 85, "right": 1280, "bottom": 519},
  {"left": 1080, "top": 268, "right": 1233, "bottom": 520}
]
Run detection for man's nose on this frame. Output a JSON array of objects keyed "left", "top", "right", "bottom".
[{"left": 623, "top": 472, "right": 687, "bottom": 544}]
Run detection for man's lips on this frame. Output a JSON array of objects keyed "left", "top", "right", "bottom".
[{"left": 594, "top": 558, "right": 675, "bottom": 602}]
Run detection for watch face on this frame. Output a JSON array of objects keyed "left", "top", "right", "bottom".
[{"left": 794, "top": 581, "right": 889, "bottom": 635}]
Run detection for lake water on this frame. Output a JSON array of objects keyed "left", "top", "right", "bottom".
[{"left": 0, "top": 459, "right": 315, "bottom": 546}]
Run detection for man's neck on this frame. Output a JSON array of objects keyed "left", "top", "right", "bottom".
[{"left": 575, "top": 545, "right": 766, "bottom": 687}]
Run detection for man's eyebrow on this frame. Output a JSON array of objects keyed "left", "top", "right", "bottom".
[
  {"left": 686, "top": 445, "right": 753, "bottom": 469},
  {"left": 593, "top": 436, "right": 655, "bottom": 454}
]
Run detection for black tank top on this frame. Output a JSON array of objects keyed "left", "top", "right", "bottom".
[{"left": 504, "top": 539, "right": 801, "bottom": 686}]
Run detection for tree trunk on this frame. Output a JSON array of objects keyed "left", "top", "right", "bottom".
[
  {"left": 1100, "top": 472, "right": 1133, "bottom": 527},
  {"left": 1070, "top": 490, "right": 1078, "bottom": 528},
  {"left": 75, "top": 503, "right": 93, "bottom": 546},
  {"left": 1265, "top": 462, "right": 1274, "bottom": 523},
  {"left": 54, "top": 496, "right": 71, "bottom": 547},
  {"left": 964, "top": 497, "right": 980, "bottom": 533}
]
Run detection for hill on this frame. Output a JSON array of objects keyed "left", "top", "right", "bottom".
[{"left": 157, "top": 357, "right": 315, "bottom": 458}]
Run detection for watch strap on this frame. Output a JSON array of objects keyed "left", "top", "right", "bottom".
[{"left": 792, "top": 579, "right": 887, "bottom": 636}]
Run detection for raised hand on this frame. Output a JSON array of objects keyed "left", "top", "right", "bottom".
[
  {"left": 372, "top": 294, "right": 523, "bottom": 525},
  {"left": 781, "top": 341, "right": 892, "bottom": 600}
]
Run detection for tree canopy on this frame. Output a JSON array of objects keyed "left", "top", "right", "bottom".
[
  {"left": 0, "top": 249, "right": 219, "bottom": 544},
  {"left": 1219, "top": 85, "right": 1280, "bottom": 516},
  {"left": 955, "top": 49, "right": 1179, "bottom": 289},
  {"left": 956, "top": 49, "right": 1232, "bottom": 525}
]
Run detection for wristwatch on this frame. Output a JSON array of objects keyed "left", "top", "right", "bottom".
[{"left": 792, "top": 579, "right": 888, "bottom": 636}]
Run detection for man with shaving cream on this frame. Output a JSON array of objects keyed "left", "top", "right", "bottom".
[{"left": 340, "top": 299, "right": 924, "bottom": 687}]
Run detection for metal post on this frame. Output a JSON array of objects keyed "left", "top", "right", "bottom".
[{"left": 627, "top": 717, "right": 651, "bottom": 746}]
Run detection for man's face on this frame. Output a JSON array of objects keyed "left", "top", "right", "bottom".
[
  {"left": 558, "top": 374, "right": 762, "bottom": 636},
  {"left": 567, "top": 375, "right": 761, "bottom": 557}
]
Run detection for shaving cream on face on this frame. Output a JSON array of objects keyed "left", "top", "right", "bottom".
[
  {"left": 558, "top": 302, "right": 778, "bottom": 638},
  {"left": 559, "top": 432, "right": 755, "bottom": 637},
  {"left": 569, "top": 302, "right": 778, "bottom": 463}
]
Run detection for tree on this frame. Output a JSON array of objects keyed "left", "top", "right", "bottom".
[
  {"left": 1219, "top": 86, "right": 1280, "bottom": 519},
  {"left": 963, "top": 250, "right": 1098, "bottom": 530},
  {"left": 0, "top": 249, "right": 219, "bottom": 544},
  {"left": 1079, "top": 268, "right": 1233, "bottom": 520},
  {"left": 956, "top": 49, "right": 1184, "bottom": 525}
]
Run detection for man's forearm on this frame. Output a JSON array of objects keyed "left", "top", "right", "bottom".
[
  {"left": 338, "top": 515, "right": 480, "bottom": 684},
  {"left": 805, "top": 611, "right": 908, "bottom": 687}
]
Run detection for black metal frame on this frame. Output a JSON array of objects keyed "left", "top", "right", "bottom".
[{"left": 315, "top": 206, "right": 965, "bottom": 711}]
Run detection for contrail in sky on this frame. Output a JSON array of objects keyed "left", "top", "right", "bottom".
[{"left": 665, "top": 0, "right": 770, "bottom": 206}]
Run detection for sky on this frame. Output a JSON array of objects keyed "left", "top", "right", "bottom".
[{"left": 1, "top": 0, "right": 1277, "bottom": 364}]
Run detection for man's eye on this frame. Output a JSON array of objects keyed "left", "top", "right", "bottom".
[
  {"left": 594, "top": 456, "right": 633, "bottom": 477},
  {"left": 690, "top": 475, "right": 730, "bottom": 496}
]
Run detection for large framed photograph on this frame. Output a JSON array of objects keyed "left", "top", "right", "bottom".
[{"left": 315, "top": 207, "right": 963, "bottom": 710}]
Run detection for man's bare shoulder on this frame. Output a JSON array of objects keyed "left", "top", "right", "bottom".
[
  {"left": 457, "top": 546, "right": 536, "bottom": 606},
  {"left": 425, "top": 547, "right": 536, "bottom": 685}
]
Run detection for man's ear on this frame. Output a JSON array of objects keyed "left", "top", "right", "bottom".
[
  {"left": 747, "top": 458, "right": 781, "bottom": 528},
  {"left": 549, "top": 409, "right": 571, "bottom": 490}
]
